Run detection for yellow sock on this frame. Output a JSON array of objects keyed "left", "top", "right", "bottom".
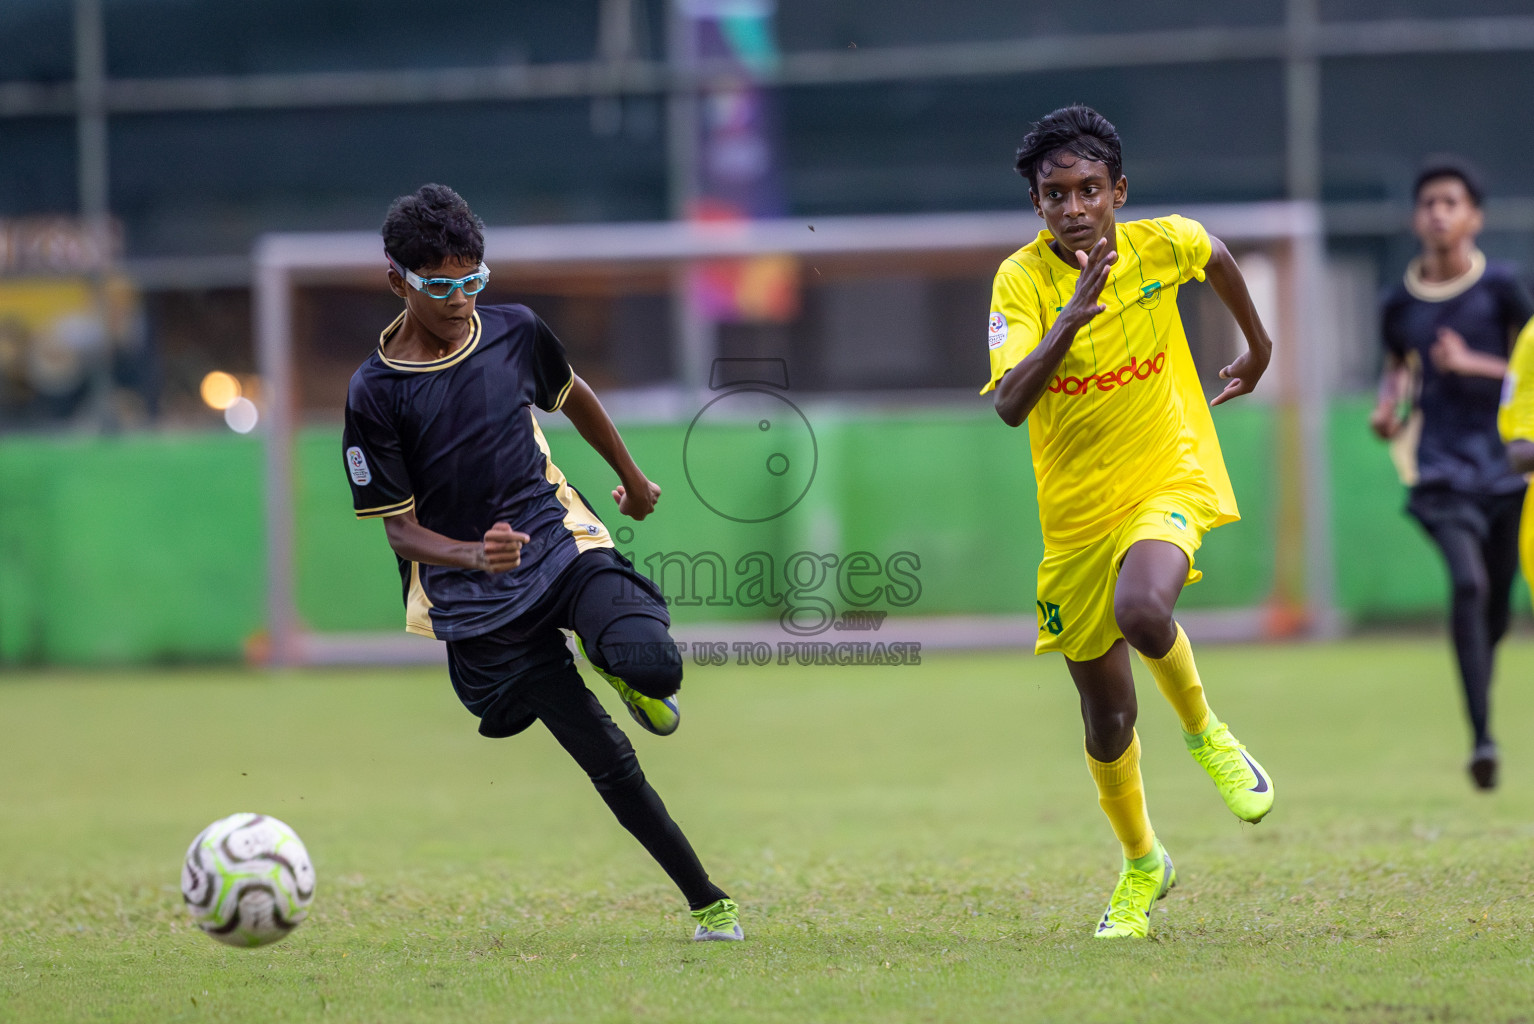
[
  {"left": 1139, "top": 623, "right": 1212, "bottom": 735},
  {"left": 1085, "top": 731, "right": 1155, "bottom": 861}
]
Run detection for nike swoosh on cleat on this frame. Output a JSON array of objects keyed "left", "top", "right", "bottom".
[{"left": 1240, "top": 751, "right": 1269, "bottom": 793}]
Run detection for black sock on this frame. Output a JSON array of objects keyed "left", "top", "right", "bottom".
[
  {"left": 1430, "top": 521, "right": 1501, "bottom": 749},
  {"left": 1445, "top": 565, "right": 1494, "bottom": 749},
  {"left": 596, "top": 769, "right": 727, "bottom": 910}
]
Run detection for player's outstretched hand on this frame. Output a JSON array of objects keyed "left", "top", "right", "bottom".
[
  {"left": 614, "top": 479, "right": 661, "bottom": 521},
  {"left": 479, "top": 522, "right": 529, "bottom": 573},
  {"left": 1212, "top": 343, "right": 1272, "bottom": 406},
  {"left": 1061, "top": 238, "right": 1117, "bottom": 327}
]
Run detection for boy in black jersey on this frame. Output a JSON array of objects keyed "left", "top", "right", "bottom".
[
  {"left": 342, "top": 184, "right": 741, "bottom": 940},
  {"left": 1371, "top": 157, "right": 1534, "bottom": 791}
]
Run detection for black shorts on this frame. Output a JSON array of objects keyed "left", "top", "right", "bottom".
[
  {"left": 445, "top": 547, "right": 672, "bottom": 739},
  {"left": 1406, "top": 485, "right": 1524, "bottom": 541}
]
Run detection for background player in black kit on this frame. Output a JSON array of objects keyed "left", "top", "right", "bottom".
[
  {"left": 1371, "top": 157, "right": 1534, "bottom": 791},
  {"left": 342, "top": 184, "right": 742, "bottom": 941}
]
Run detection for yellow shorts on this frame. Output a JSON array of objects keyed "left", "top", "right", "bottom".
[{"left": 1034, "top": 491, "right": 1218, "bottom": 662}]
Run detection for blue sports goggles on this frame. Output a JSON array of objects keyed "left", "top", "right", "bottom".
[{"left": 386, "top": 253, "right": 490, "bottom": 299}]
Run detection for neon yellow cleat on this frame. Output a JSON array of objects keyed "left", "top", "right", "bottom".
[
  {"left": 1094, "top": 841, "right": 1177, "bottom": 939},
  {"left": 575, "top": 637, "right": 680, "bottom": 737},
  {"left": 1185, "top": 718, "right": 1274, "bottom": 823},
  {"left": 690, "top": 898, "right": 744, "bottom": 941}
]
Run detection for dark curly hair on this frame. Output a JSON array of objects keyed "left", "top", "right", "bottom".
[
  {"left": 1014, "top": 105, "right": 1123, "bottom": 195},
  {"left": 381, "top": 183, "right": 486, "bottom": 272},
  {"left": 1413, "top": 155, "right": 1484, "bottom": 208}
]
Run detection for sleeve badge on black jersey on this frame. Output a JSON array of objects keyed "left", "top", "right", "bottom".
[{"left": 346, "top": 446, "right": 372, "bottom": 485}]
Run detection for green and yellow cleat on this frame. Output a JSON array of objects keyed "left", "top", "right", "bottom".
[
  {"left": 575, "top": 637, "right": 680, "bottom": 737},
  {"left": 1185, "top": 718, "right": 1274, "bottom": 823},
  {"left": 691, "top": 898, "right": 744, "bottom": 942},
  {"left": 1094, "top": 841, "right": 1177, "bottom": 939}
]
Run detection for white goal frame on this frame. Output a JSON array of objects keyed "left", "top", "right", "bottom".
[{"left": 253, "top": 201, "right": 1334, "bottom": 666}]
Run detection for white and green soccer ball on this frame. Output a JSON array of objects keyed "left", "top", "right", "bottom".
[{"left": 180, "top": 813, "right": 316, "bottom": 947}]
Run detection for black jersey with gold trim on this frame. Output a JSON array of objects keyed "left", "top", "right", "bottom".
[
  {"left": 1382, "top": 257, "right": 1534, "bottom": 496},
  {"left": 341, "top": 303, "right": 612, "bottom": 641}
]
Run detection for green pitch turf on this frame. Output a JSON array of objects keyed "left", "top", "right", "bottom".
[{"left": 4, "top": 638, "right": 1534, "bottom": 1023}]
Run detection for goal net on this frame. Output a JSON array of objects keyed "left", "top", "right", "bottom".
[{"left": 252, "top": 202, "right": 1334, "bottom": 666}]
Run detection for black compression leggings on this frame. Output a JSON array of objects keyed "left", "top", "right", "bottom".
[
  {"left": 539, "top": 569, "right": 723, "bottom": 910},
  {"left": 1422, "top": 512, "right": 1521, "bottom": 748},
  {"left": 446, "top": 558, "right": 726, "bottom": 910},
  {"left": 514, "top": 663, "right": 726, "bottom": 910},
  {"left": 571, "top": 568, "right": 684, "bottom": 699}
]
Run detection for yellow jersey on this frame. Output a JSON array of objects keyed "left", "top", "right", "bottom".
[
  {"left": 981, "top": 215, "right": 1239, "bottom": 550},
  {"left": 1498, "top": 316, "right": 1534, "bottom": 443}
]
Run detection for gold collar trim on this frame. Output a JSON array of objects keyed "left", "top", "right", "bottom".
[
  {"left": 377, "top": 310, "right": 482, "bottom": 372},
  {"left": 1405, "top": 249, "right": 1485, "bottom": 303}
]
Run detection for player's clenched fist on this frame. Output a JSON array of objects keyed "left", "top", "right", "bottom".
[
  {"left": 613, "top": 479, "right": 661, "bottom": 521},
  {"left": 479, "top": 522, "right": 529, "bottom": 573}
]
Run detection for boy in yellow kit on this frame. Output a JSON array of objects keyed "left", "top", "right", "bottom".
[
  {"left": 1498, "top": 315, "right": 1534, "bottom": 669},
  {"left": 983, "top": 106, "right": 1277, "bottom": 938}
]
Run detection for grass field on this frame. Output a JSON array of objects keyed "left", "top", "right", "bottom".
[{"left": 4, "top": 637, "right": 1534, "bottom": 1023}]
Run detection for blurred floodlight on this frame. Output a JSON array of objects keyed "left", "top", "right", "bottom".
[
  {"left": 224, "top": 396, "right": 259, "bottom": 433},
  {"left": 200, "top": 370, "right": 242, "bottom": 410}
]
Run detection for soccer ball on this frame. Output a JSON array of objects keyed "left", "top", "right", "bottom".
[{"left": 180, "top": 812, "right": 316, "bottom": 947}]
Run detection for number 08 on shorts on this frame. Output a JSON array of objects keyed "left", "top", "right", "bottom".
[{"left": 1033, "top": 491, "right": 1216, "bottom": 662}]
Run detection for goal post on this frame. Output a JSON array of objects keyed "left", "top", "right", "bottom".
[{"left": 253, "top": 201, "right": 1334, "bottom": 666}]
